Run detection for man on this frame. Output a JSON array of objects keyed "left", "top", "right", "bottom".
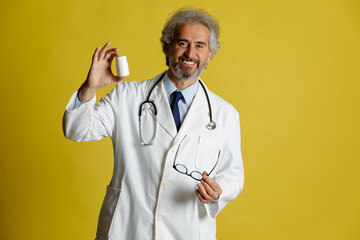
[{"left": 63, "top": 8, "right": 244, "bottom": 240}]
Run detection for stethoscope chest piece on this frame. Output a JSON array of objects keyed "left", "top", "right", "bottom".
[{"left": 206, "top": 121, "right": 216, "bottom": 130}]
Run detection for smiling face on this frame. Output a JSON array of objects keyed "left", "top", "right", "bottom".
[{"left": 166, "top": 23, "right": 212, "bottom": 88}]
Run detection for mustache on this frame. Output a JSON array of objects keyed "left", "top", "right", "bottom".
[{"left": 178, "top": 56, "right": 200, "bottom": 63}]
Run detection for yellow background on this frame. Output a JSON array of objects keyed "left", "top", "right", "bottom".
[{"left": 1, "top": 0, "right": 359, "bottom": 239}]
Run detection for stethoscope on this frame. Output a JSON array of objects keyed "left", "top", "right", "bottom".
[{"left": 139, "top": 72, "right": 216, "bottom": 145}]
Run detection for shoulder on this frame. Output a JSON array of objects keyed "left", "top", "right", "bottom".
[
  {"left": 207, "top": 88, "right": 239, "bottom": 119},
  {"left": 205, "top": 89, "right": 241, "bottom": 141}
]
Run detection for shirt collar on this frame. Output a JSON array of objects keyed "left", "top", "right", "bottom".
[{"left": 162, "top": 71, "right": 199, "bottom": 104}]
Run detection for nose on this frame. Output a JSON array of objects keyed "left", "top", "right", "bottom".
[{"left": 184, "top": 44, "right": 196, "bottom": 59}]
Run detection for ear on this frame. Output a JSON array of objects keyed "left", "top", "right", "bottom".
[
  {"left": 164, "top": 44, "right": 171, "bottom": 57},
  {"left": 207, "top": 51, "right": 213, "bottom": 61}
]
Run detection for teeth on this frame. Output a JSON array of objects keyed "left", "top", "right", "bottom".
[{"left": 183, "top": 60, "right": 195, "bottom": 65}]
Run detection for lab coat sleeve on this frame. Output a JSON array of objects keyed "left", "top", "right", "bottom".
[
  {"left": 62, "top": 85, "right": 120, "bottom": 142},
  {"left": 204, "top": 111, "right": 244, "bottom": 218}
]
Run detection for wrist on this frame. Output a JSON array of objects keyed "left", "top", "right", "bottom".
[{"left": 78, "top": 83, "right": 97, "bottom": 102}]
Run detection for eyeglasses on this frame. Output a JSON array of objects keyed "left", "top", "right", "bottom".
[
  {"left": 173, "top": 161, "right": 219, "bottom": 181},
  {"left": 172, "top": 136, "right": 220, "bottom": 181}
]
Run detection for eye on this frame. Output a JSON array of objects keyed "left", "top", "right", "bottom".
[{"left": 179, "top": 42, "right": 187, "bottom": 47}]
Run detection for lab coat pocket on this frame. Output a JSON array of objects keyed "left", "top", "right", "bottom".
[
  {"left": 96, "top": 185, "right": 121, "bottom": 239},
  {"left": 195, "top": 137, "right": 221, "bottom": 175}
]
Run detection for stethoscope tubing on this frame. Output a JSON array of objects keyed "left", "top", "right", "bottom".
[{"left": 138, "top": 72, "right": 216, "bottom": 145}]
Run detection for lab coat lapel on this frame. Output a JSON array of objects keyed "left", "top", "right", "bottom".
[
  {"left": 149, "top": 75, "right": 177, "bottom": 138},
  {"left": 148, "top": 75, "right": 210, "bottom": 142},
  {"left": 175, "top": 81, "right": 209, "bottom": 141}
]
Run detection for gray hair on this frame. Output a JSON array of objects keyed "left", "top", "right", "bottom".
[{"left": 161, "top": 8, "right": 220, "bottom": 65}]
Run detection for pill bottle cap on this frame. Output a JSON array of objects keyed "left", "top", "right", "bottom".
[{"left": 116, "top": 56, "right": 127, "bottom": 62}]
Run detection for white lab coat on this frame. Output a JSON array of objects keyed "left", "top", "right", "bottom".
[{"left": 63, "top": 72, "right": 244, "bottom": 240}]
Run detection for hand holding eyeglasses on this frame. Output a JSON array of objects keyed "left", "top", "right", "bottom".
[{"left": 195, "top": 172, "right": 222, "bottom": 203}]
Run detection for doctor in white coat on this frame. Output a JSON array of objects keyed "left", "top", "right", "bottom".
[{"left": 63, "top": 8, "right": 244, "bottom": 240}]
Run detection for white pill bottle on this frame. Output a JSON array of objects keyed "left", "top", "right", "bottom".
[{"left": 115, "top": 56, "right": 130, "bottom": 77}]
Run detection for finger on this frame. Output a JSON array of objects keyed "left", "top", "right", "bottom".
[
  {"left": 202, "top": 174, "right": 216, "bottom": 189},
  {"left": 197, "top": 182, "right": 212, "bottom": 202},
  {"left": 99, "top": 41, "right": 111, "bottom": 60},
  {"left": 105, "top": 48, "right": 119, "bottom": 61},
  {"left": 202, "top": 172, "right": 222, "bottom": 195},
  {"left": 195, "top": 189, "right": 208, "bottom": 203},
  {"left": 107, "top": 51, "right": 121, "bottom": 64},
  {"left": 200, "top": 180, "right": 218, "bottom": 200},
  {"left": 92, "top": 46, "right": 101, "bottom": 62}
]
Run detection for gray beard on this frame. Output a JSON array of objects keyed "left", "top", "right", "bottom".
[{"left": 169, "top": 59, "right": 207, "bottom": 81}]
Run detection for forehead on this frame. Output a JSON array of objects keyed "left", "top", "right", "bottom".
[{"left": 174, "top": 23, "right": 210, "bottom": 43}]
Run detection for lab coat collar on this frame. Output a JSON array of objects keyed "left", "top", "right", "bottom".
[
  {"left": 149, "top": 71, "right": 210, "bottom": 141},
  {"left": 162, "top": 72, "right": 199, "bottom": 105}
]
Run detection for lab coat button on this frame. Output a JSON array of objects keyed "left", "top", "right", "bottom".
[
  {"left": 163, "top": 181, "right": 169, "bottom": 187},
  {"left": 157, "top": 215, "right": 164, "bottom": 221}
]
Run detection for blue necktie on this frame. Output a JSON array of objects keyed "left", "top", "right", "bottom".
[{"left": 170, "top": 91, "right": 183, "bottom": 131}]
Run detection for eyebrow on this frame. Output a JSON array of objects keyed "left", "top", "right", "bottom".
[{"left": 177, "top": 39, "right": 208, "bottom": 46}]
